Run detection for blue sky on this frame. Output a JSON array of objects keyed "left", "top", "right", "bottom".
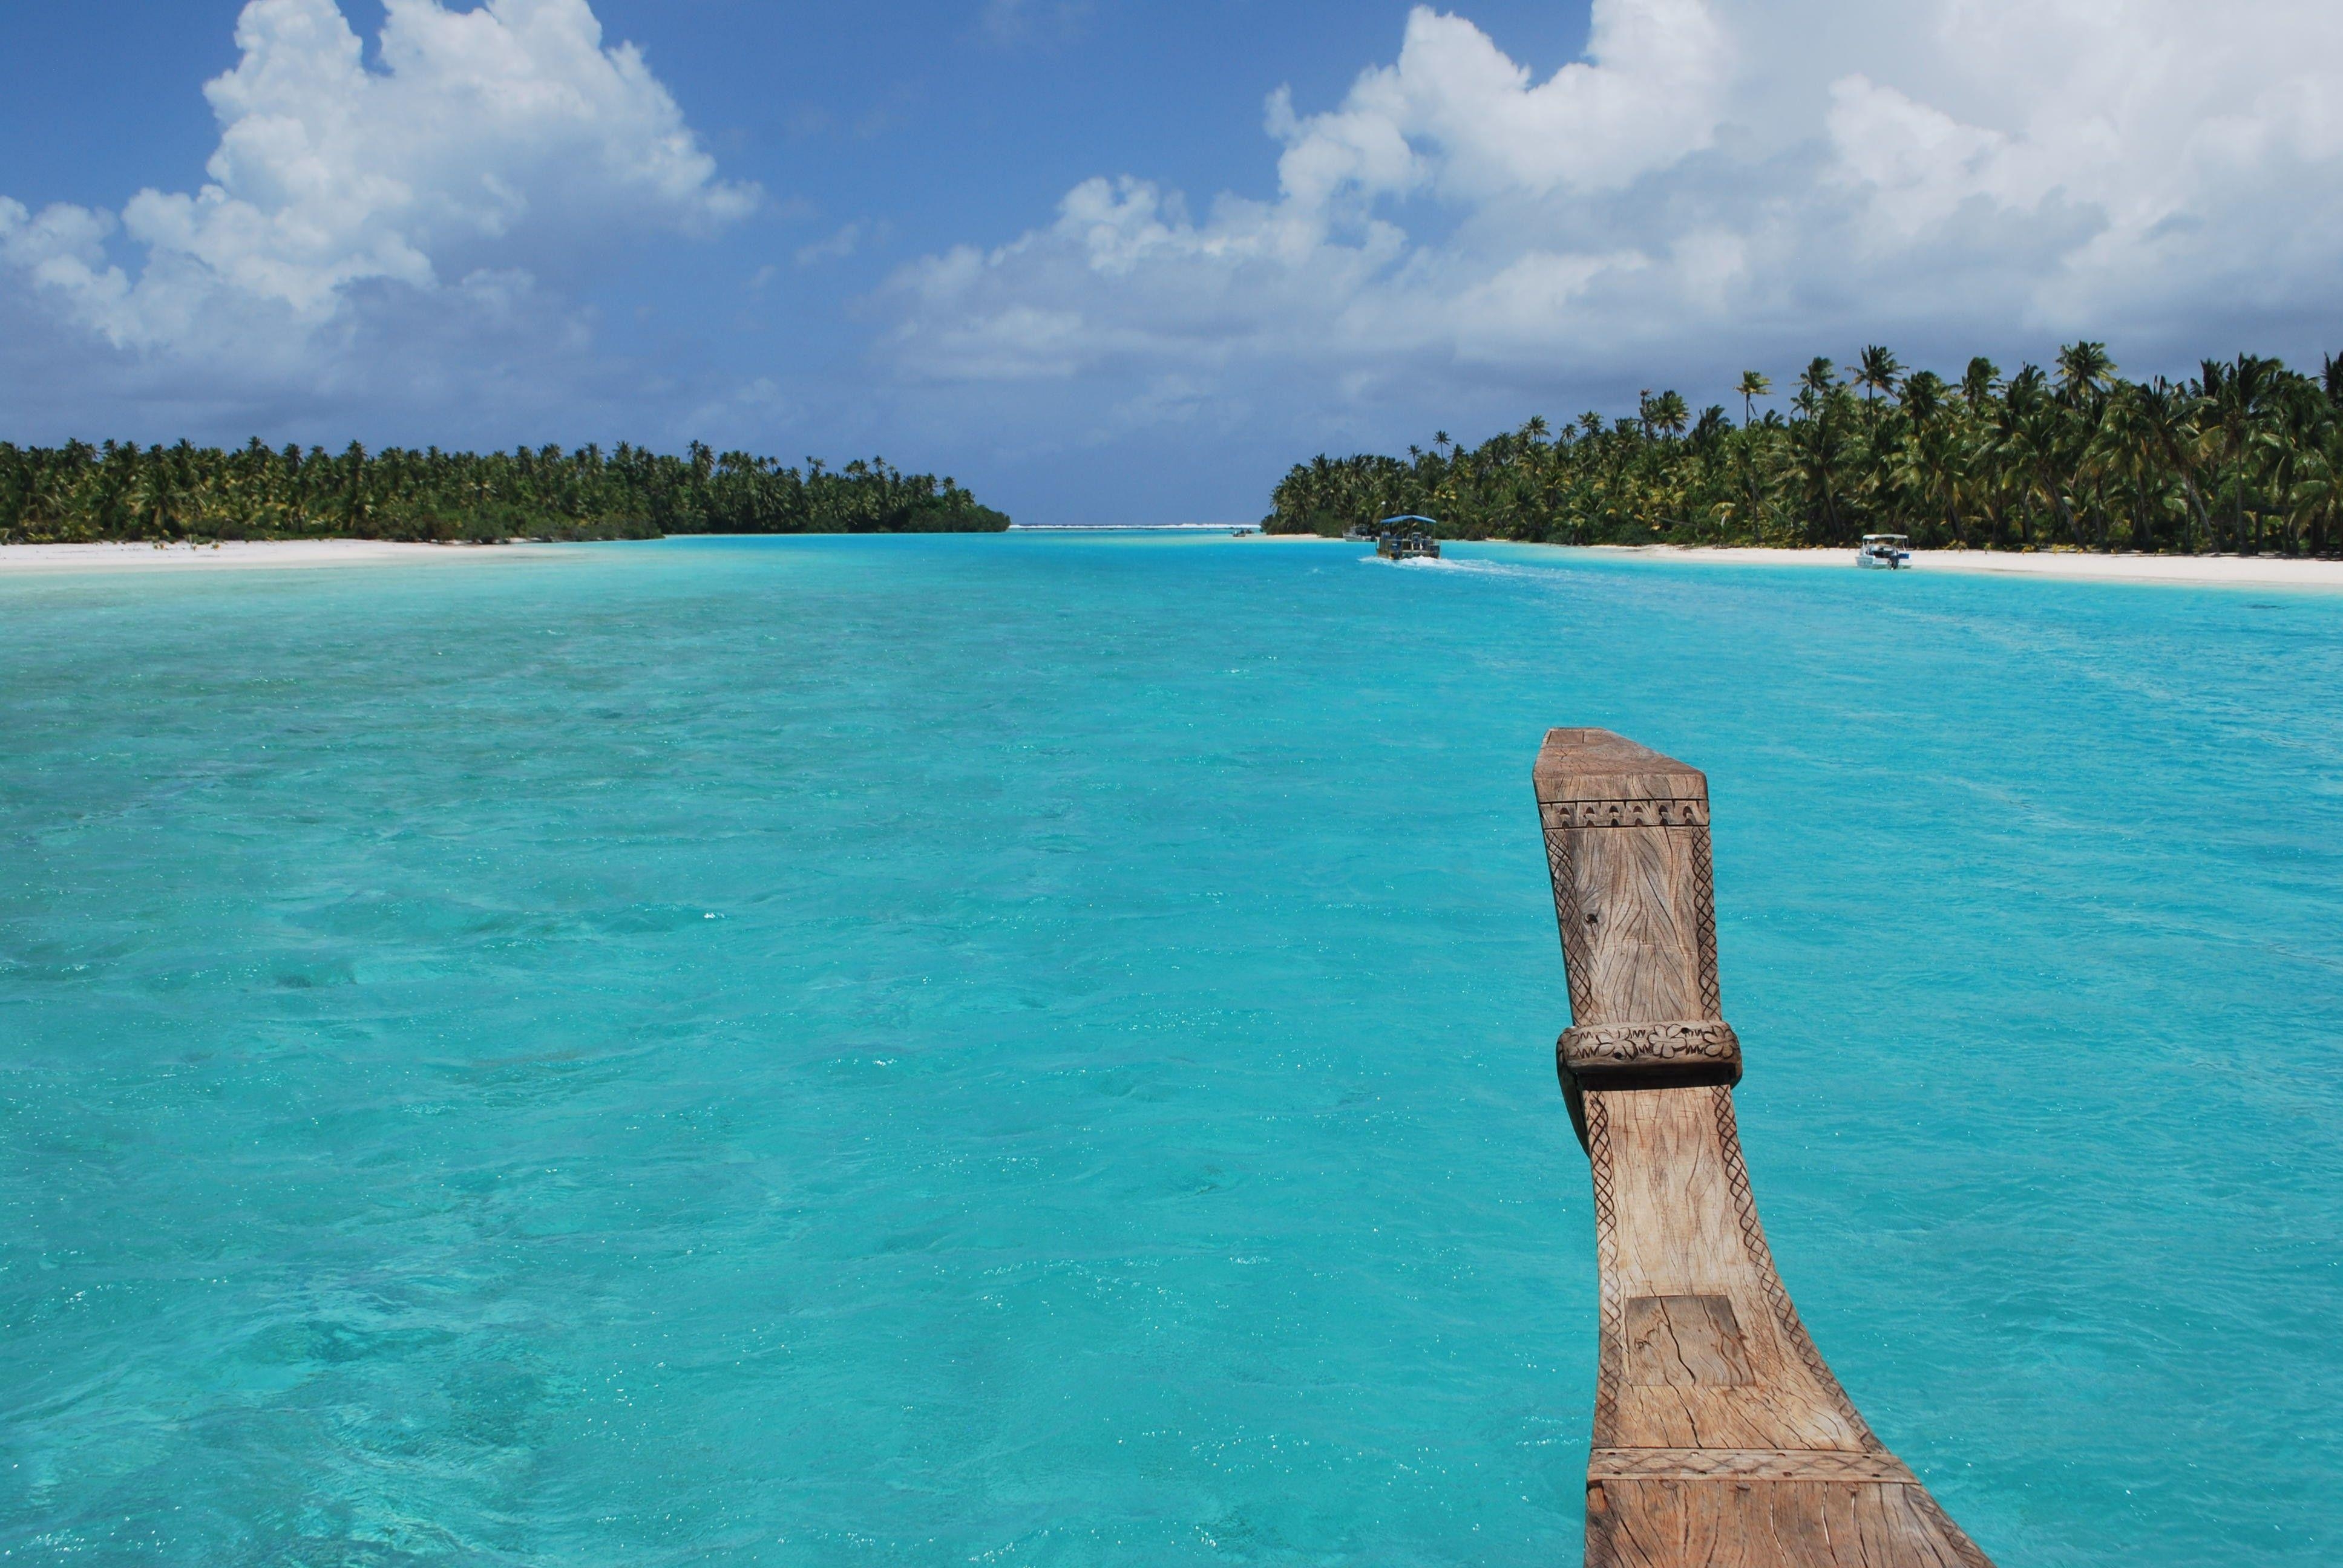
[{"left": 5, "top": 1, "right": 2341, "bottom": 523}]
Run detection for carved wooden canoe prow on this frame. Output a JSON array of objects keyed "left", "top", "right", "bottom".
[{"left": 1536, "top": 728, "right": 1996, "bottom": 1568}]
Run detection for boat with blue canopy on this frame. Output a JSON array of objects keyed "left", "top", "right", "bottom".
[{"left": 1374, "top": 515, "right": 1442, "bottom": 560}]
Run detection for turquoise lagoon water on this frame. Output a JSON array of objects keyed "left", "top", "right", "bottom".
[{"left": 4, "top": 534, "right": 2341, "bottom": 1567}]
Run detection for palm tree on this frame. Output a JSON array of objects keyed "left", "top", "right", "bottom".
[
  {"left": 2203, "top": 355, "right": 2282, "bottom": 553},
  {"left": 2048, "top": 345, "right": 2117, "bottom": 546},
  {"left": 1649, "top": 390, "right": 1690, "bottom": 439},
  {"left": 2055, "top": 341, "right": 2116, "bottom": 404},
  {"left": 2139, "top": 378, "right": 2212, "bottom": 554},
  {"left": 1997, "top": 368, "right": 2089, "bottom": 548},
  {"left": 1728, "top": 382, "right": 1773, "bottom": 541},
  {"left": 1853, "top": 345, "right": 1903, "bottom": 412},
  {"left": 1898, "top": 370, "right": 1947, "bottom": 427},
  {"left": 2094, "top": 379, "right": 2177, "bottom": 551},
  {"left": 2284, "top": 413, "right": 2341, "bottom": 557},
  {"left": 1798, "top": 356, "right": 1838, "bottom": 407},
  {"left": 1786, "top": 385, "right": 1856, "bottom": 543},
  {"left": 1961, "top": 358, "right": 2001, "bottom": 410},
  {"left": 1968, "top": 384, "right": 2033, "bottom": 548},
  {"left": 117, "top": 462, "right": 154, "bottom": 540},
  {"left": 2269, "top": 377, "right": 2333, "bottom": 555}
]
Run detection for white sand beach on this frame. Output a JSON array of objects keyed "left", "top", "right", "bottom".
[
  {"left": 0, "top": 540, "right": 570, "bottom": 573},
  {"left": 1600, "top": 544, "right": 2343, "bottom": 590},
  {"left": 10, "top": 535, "right": 2342, "bottom": 592}
]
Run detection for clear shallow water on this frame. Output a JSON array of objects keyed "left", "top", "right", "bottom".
[{"left": 2, "top": 535, "right": 2339, "bottom": 1567}]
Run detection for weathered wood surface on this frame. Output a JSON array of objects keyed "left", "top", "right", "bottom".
[{"left": 1536, "top": 728, "right": 1993, "bottom": 1568}]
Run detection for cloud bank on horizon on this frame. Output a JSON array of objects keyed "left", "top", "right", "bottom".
[
  {"left": 3, "top": 0, "right": 2341, "bottom": 511},
  {"left": 890, "top": 0, "right": 2343, "bottom": 405}
]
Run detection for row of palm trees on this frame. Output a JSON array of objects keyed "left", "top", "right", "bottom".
[
  {"left": 1265, "top": 345, "right": 2343, "bottom": 555},
  {"left": 0, "top": 440, "right": 1011, "bottom": 544}
]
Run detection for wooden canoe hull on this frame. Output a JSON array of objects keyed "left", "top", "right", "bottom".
[{"left": 1536, "top": 729, "right": 1994, "bottom": 1568}]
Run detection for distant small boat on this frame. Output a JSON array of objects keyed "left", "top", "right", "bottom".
[
  {"left": 1342, "top": 524, "right": 1375, "bottom": 542},
  {"left": 1230, "top": 525, "right": 1260, "bottom": 537},
  {"left": 1857, "top": 534, "right": 1911, "bottom": 569},
  {"left": 1375, "top": 515, "right": 1442, "bottom": 560}
]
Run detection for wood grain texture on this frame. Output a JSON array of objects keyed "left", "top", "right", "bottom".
[
  {"left": 1624, "top": 1295, "right": 1755, "bottom": 1388},
  {"left": 1588, "top": 1479, "right": 1984, "bottom": 1568},
  {"left": 1537, "top": 728, "right": 1995, "bottom": 1568}
]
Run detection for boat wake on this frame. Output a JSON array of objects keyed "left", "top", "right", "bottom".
[{"left": 1363, "top": 553, "right": 1568, "bottom": 584}]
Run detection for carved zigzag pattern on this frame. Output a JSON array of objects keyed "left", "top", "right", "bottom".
[
  {"left": 1919, "top": 1489, "right": 2003, "bottom": 1568},
  {"left": 1587, "top": 1093, "right": 1623, "bottom": 1445},
  {"left": 1691, "top": 828, "right": 1722, "bottom": 1018},
  {"left": 1712, "top": 1087, "right": 1881, "bottom": 1450},
  {"left": 1543, "top": 831, "right": 1593, "bottom": 1019},
  {"left": 1588, "top": 1448, "right": 1917, "bottom": 1483}
]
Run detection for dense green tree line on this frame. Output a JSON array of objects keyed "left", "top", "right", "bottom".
[
  {"left": 1266, "top": 345, "right": 2343, "bottom": 555},
  {"left": 0, "top": 439, "right": 1009, "bottom": 544}
]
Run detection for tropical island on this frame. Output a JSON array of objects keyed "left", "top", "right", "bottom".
[
  {"left": 0, "top": 440, "right": 1009, "bottom": 544},
  {"left": 1265, "top": 345, "right": 2343, "bottom": 557}
]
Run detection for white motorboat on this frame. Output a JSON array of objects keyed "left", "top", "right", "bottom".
[{"left": 1856, "top": 534, "right": 1911, "bottom": 569}]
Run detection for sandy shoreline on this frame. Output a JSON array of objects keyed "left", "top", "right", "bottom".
[
  {"left": 1567, "top": 543, "right": 2343, "bottom": 589},
  {"left": 8, "top": 535, "right": 2341, "bottom": 591},
  {"left": 0, "top": 540, "right": 573, "bottom": 574}
]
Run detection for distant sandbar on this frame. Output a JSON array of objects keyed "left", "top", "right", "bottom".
[{"left": 0, "top": 540, "right": 571, "bottom": 574}]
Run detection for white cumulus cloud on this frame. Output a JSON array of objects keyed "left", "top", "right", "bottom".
[
  {"left": 1268, "top": 0, "right": 1729, "bottom": 211},
  {"left": 880, "top": 0, "right": 2343, "bottom": 440},
  {"left": 0, "top": 0, "right": 755, "bottom": 356}
]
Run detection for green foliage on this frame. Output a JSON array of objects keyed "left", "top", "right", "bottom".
[
  {"left": 1263, "top": 346, "right": 2343, "bottom": 555},
  {"left": 0, "top": 439, "right": 1010, "bottom": 544}
]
